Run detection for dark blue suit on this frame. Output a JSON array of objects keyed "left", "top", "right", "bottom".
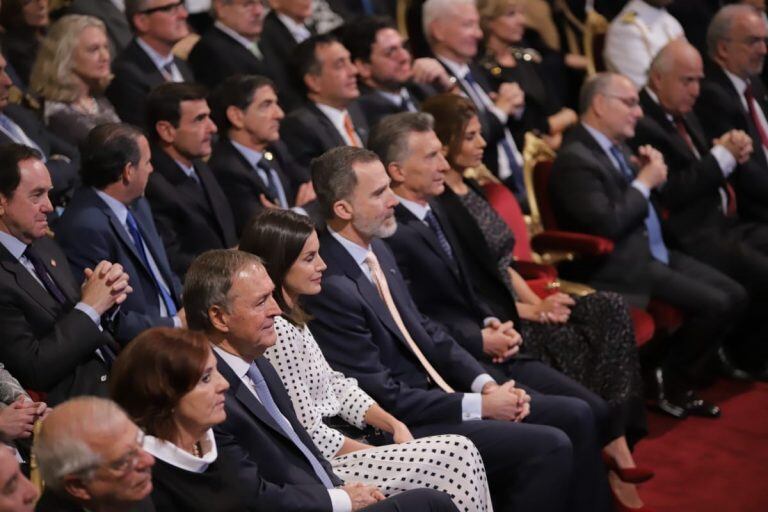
[
  {"left": 56, "top": 188, "right": 182, "bottom": 345},
  {"left": 214, "top": 353, "right": 459, "bottom": 512},
  {"left": 304, "top": 231, "right": 581, "bottom": 512}
]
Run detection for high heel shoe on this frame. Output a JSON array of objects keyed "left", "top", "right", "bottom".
[
  {"left": 602, "top": 451, "right": 655, "bottom": 483},
  {"left": 609, "top": 481, "right": 656, "bottom": 512}
]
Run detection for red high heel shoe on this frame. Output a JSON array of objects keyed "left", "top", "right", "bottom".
[
  {"left": 609, "top": 481, "right": 656, "bottom": 512},
  {"left": 602, "top": 451, "right": 655, "bottom": 483}
]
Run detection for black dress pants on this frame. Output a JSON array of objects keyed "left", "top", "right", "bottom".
[{"left": 364, "top": 488, "right": 459, "bottom": 511}]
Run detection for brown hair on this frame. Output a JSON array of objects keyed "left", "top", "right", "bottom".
[
  {"left": 110, "top": 327, "right": 211, "bottom": 442},
  {"left": 420, "top": 93, "right": 478, "bottom": 168}
]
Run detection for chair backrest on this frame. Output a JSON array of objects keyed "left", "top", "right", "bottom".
[
  {"left": 531, "top": 160, "right": 562, "bottom": 231},
  {"left": 584, "top": 9, "right": 609, "bottom": 76},
  {"left": 522, "top": 132, "right": 556, "bottom": 234},
  {"left": 483, "top": 182, "right": 534, "bottom": 261}
]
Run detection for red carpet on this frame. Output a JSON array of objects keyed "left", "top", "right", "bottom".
[{"left": 634, "top": 379, "right": 768, "bottom": 512}]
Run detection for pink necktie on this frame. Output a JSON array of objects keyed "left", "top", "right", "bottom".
[
  {"left": 364, "top": 251, "right": 454, "bottom": 393},
  {"left": 343, "top": 113, "right": 363, "bottom": 148}
]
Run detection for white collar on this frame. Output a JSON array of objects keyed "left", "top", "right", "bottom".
[
  {"left": 643, "top": 87, "right": 674, "bottom": 122},
  {"left": 328, "top": 225, "right": 371, "bottom": 268},
  {"left": 214, "top": 20, "right": 257, "bottom": 50},
  {"left": 376, "top": 88, "right": 409, "bottom": 107},
  {"left": 143, "top": 429, "right": 217, "bottom": 473},
  {"left": 723, "top": 68, "right": 749, "bottom": 96},
  {"left": 135, "top": 37, "right": 174, "bottom": 70},
  {"left": 395, "top": 194, "right": 430, "bottom": 222},
  {"left": 276, "top": 12, "right": 311, "bottom": 43},
  {"left": 436, "top": 55, "right": 470, "bottom": 80},
  {"left": 0, "top": 230, "right": 28, "bottom": 261},
  {"left": 94, "top": 188, "right": 129, "bottom": 226},
  {"left": 212, "top": 344, "right": 251, "bottom": 380},
  {"left": 315, "top": 103, "right": 348, "bottom": 127}
]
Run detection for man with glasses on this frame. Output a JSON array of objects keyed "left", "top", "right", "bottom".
[
  {"left": 341, "top": 16, "right": 455, "bottom": 128},
  {"left": 107, "top": 0, "right": 194, "bottom": 127},
  {"left": 550, "top": 72, "right": 746, "bottom": 419},
  {"left": 696, "top": 4, "right": 768, "bottom": 225},
  {"left": 34, "top": 397, "right": 155, "bottom": 512},
  {"left": 188, "top": 0, "right": 271, "bottom": 89}
]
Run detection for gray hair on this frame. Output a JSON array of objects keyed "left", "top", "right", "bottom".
[
  {"left": 707, "top": 4, "right": 762, "bottom": 59},
  {"left": 369, "top": 112, "right": 435, "bottom": 167},
  {"left": 34, "top": 397, "right": 128, "bottom": 492},
  {"left": 311, "top": 146, "right": 381, "bottom": 220},
  {"left": 423, "top": 0, "right": 475, "bottom": 41},
  {"left": 183, "top": 249, "right": 264, "bottom": 332},
  {"left": 579, "top": 71, "right": 620, "bottom": 115}
]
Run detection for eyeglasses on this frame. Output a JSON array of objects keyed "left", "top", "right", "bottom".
[
  {"left": 138, "top": 1, "right": 186, "bottom": 15},
  {"left": 82, "top": 430, "right": 148, "bottom": 478},
  {"left": 602, "top": 93, "right": 641, "bottom": 109}
]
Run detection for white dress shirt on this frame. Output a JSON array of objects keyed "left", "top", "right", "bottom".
[
  {"left": 135, "top": 37, "right": 184, "bottom": 82},
  {"left": 315, "top": 103, "right": 362, "bottom": 147},
  {"left": 276, "top": 12, "right": 312, "bottom": 43},
  {"left": 144, "top": 429, "right": 218, "bottom": 473}
]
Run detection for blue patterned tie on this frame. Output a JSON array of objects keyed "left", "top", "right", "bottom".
[
  {"left": 609, "top": 146, "right": 669, "bottom": 264},
  {"left": 256, "top": 158, "right": 287, "bottom": 207},
  {"left": 247, "top": 363, "right": 335, "bottom": 489},
  {"left": 125, "top": 210, "right": 178, "bottom": 315},
  {"left": 424, "top": 210, "right": 454, "bottom": 261}
]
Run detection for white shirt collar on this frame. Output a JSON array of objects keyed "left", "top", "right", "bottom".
[
  {"left": 395, "top": 194, "right": 430, "bottom": 222},
  {"left": 230, "top": 140, "right": 264, "bottom": 169},
  {"left": 328, "top": 225, "right": 371, "bottom": 268},
  {"left": 376, "top": 88, "right": 409, "bottom": 107},
  {"left": 582, "top": 122, "right": 617, "bottom": 155},
  {"left": 436, "top": 55, "right": 470, "bottom": 80},
  {"left": 212, "top": 344, "right": 251, "bottom": 380},
  {"left": 0, "top": 230, "right": 27, "bottom": 260},
  {"left": 135, "top": 36, "right": 174, "bottom": 70},
  {"left": 214, "top": 20, "right": 257, "bottom": 50},
  {"left": 143, "top": 429, "right": 218, "bottom": 474},
  {"left": 276, "top": 12, "right": 311, "bottom": 43},
  {"left": 314, "top": 103, "right": 354, "bottom": 144},
  {"left": 643, "top": 86, "right": 674, "bottom": 122},
  {"left": 94, "top": 188, "right": 129, "bottom": 226},
  {"left": 175, "top": 160, "right": 196, "bottom": 179},
  {"left": 723, "top": 68, "right": 749, "bottom": 96}
]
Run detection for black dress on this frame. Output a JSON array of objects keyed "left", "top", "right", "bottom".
[
  {"left": 150, "top": 449, "right": 247, "bottom": 512},
  {"left": 440, "top": 181, "right": 646, "bottom": 442}
]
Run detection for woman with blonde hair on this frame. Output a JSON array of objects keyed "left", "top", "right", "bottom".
[{"left": 29, "top": 14, "right": 119, "bottom": 147}]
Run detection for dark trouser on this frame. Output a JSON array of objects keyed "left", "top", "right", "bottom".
[
  {"left": 364, "top": 488, "right": 459, "bottom": 511},
  {"left": 411, "top": 419, "right": 573, "bottom": 512},
  {"left": 484, "top": 358, "right": 613, "bottom": 512},
  {"left": 648, "top": 250, "right": 748, "bottom": 381}
]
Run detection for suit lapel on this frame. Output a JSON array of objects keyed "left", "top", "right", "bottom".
[
  {"left": 394, "top": 205, "right": 459, "bottom": 278},
  {"left": 0, "top": 244, "right": 60, "bottom": 316},
  {"left": 196, "top": 161, "right": 237, "bottom": 246},
  {"left": 308, "top": 104, "right": 347, "bottom": 148},
  {"left": 32, "top": 240, "right": 79, "bottom": 303}
]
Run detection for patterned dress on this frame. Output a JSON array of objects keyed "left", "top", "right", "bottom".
[
  {"left": 456, "top": 187, "right": 643, "bottom": 409},
  {"left": 265, "top": 316, "right": 493, "bottom": 512}
]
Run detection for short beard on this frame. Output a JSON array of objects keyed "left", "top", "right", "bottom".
[{"left": 353, "top": 215, "right": 398, "bottom": 240}]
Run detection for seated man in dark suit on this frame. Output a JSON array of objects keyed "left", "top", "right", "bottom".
[
  {"left": 183, "top": 249, "right": 459, "bottom": 512},
  {"left": 695, "top": 4, "right": 768, "bottom": 224},
  {"left": 280, "top": 34, "right": 369, "bottom": 169},
  {"left": 303, "top": 146, "right": 611, "bottom": 512},
  {"left": 144, "top": 83, "right": 238, "bottom": 278},
  {"left": 551, "top": 72, "right": 747, "bottom": 418},
  {"left": 632, "top": 39, "right": 768, "bottom": 380},
  {"left": 106, "top": 0, "right": 194, "bottom": 127},
  {"left": 423, "top": 0, "right": 527, "bottom": 205},
  {"left": 0, "top": 54, "right": 79, "bottom": 211},
  {"left": 188, "top": 0, "right": 270, "bottom": 89},
  {"left": 57, "top": 124, "right": 184, "bottom": 345},
  {"left": 260, "top": 0, "right": 315, "bottom": 111},
  {"left": 208, "top": 74, "right": 316, "bottom": 235},
  {"left": 0, "top": 143, "right": 129, "bottom": 406},
  {"left": 340, "top": 16, "right": 453, "bottom": 129},
  {"left": 34, "top": 397, "right": 156, "bottom": 512}
]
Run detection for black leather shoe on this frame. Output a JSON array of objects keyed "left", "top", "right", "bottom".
[
  {"left": 718, "top": 347, "right": 754, "bottom": 381},
  {"left": 680, "top": 390, "right": 721, "bottom": 418},
  {"left": 650, "top": 367, "right": 688, "bottom": 419}
]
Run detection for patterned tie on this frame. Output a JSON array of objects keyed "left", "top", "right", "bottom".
[
  {"left": 424, "top": 209, "right": 454, "bottom": 261},
  {"left": 255, "top": 158, "right": 287, "bottom": 207},
  {"left": 343, "top": 113, "right": 362, "bottom": 148},
  {"left": 609, "top": 145, "right": 669, "bottom": 264},
  {"left": 246, "top": 363, "right": 336, "bottom": 488},
  {"left": 23, "top": 246, "right": 67, "bottom": 304},
  {"left": 125, "top": 210, "right": 178, "bottom": 316},
  {"left": 744, "top": 82, "right": 768, "bottom": 149},
  {"left": 364, "top": 251, "right": 454, "bottom": 393}
]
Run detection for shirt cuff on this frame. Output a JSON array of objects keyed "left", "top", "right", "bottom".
[
  {"left": 631, "top": 180, "right": 651, "bottom": 199},
  {"left": 173, "top": 316, "right": 182, "bottom": 328},
  {"left": 461, "top": 392, "right": 484, "bottom": 421},
  {"left": 488, "top": 104, "right": 509, "bottom": 124},
  {"left": 329, "top": 488, "right": 352, "bottom": 512},
  {"left": 711, "top": 145, "right": 737, "bottom": 177},
  {"left": 74, "top": 302, "right": 100, "bottom": 325},
  {"left": 471, "top": 373, "right": 496, "bottom": 393},
  {"left": 482, "top": 317, "right": 501, "bottom": 327}
]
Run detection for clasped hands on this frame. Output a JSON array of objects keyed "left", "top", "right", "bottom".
[
  {"left": 715, "top": 129, "right": 753, "bottom": 164},
  {"left": 80, "top": 261, "right": 133, "bottom": 315},
  {"left": 481, "top": 380, "right": 531, "bottom": 422},
  {"left": 482, "top": 319, "right": 522, "bottom": 363}
]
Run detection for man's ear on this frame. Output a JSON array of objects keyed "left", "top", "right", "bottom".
[
  {"left": 332, "top": 199, "right": 353, "bottom": 221},
  {"left": 355, "top": 59, "right": 373, "bottom": 81},
  {"left": 304, "top": 72, "right": 321, "bottom": 96},
  {"left": 386, "top": 161, "right": 406, "bottom": 185},
  {"left": 208, "top": 304, "right": 230, "bottom": 333},
  {"left": 226, "top": 106, "right": 245, "bottom": 131},
  {"left": 121, "top": 161, "right": 133, "bottom": 186},
  {"left": 62, "top": 475, "right": 92, "bottom": 502},
  {"left": 154, "top": 120, "right": 176, "bottom": 145}
]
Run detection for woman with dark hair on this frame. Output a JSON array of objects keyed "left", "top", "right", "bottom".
[
  {"left": 110, "top": 327, "right": 247, "bottom": 512},
  {"left": 0, "top": 0, "right": 49, "bottom": 86},
  {"left": 421, "top": 93, "right": 652, "bottom": 511},
  {"left": 239, "top": 209, "right": 493, "bottom": 512}
]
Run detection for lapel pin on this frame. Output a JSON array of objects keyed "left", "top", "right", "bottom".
[
  {"left": 50, "top": 259, "right": 57, "bottom": 267},
  {"left": 264, "top": 151, "right": 274, "bottom": 161}
]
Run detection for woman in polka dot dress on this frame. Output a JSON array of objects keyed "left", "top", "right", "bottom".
[{"left": 241, "top": 209, "right": 493, "bottom": 512}]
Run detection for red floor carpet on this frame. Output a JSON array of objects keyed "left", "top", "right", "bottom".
[{"left": 634, "top": 379, "right": 768, "bottom": 512}]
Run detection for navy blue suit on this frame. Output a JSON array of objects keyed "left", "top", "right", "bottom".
[
  {"left": 56, "top": 188, "right": 182, "bottom": 345},
  {"left": 214, "top": 353, "right": 460, "bottom": 512},
  {"left": 303, "top": 231, "right": 590, "bottom": 512}
]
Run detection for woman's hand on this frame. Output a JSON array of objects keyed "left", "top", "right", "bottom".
[
  {"left": 392, "top": 421, "right": 414, "bottom": 444},
  {"left": 535, "top": 293, "right": 574, "bottom": 324},
  {"left": 0, "top": 398, "right": 37, "bottom": 441}
]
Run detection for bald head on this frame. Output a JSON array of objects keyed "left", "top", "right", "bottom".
[{"left": 648, "top": 40, "right": 704, "bottom": 115}]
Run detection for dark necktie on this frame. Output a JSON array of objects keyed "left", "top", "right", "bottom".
[
  {"left": 255, "top": 158, "right": 286, "bottom": 207},
  {"left": 160, "top": 61, "right": 176, "bottom": 82},
  {"left": 744, "top": 82, "right": 768, "bottom": 149},
  {"left": 400, "top": 93, "right": 417, "bottom": 112},
  {"left": 125, "top": 210, "right": 178, "bottom": 316},
  {"left": 424, "top": 210, "right": 454, "bottom": 261},
  {"left": 673, "top": 116, "right": 700, "bottom": 158},
  {"left": 609, "top": 145, "right": 669, "bottom": 263},
  {"left": 23, "top": 246, "right": 67, "bottom": 304},
  {"left": 247, "top": 363, "right": 335, "bottom": 488}
]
